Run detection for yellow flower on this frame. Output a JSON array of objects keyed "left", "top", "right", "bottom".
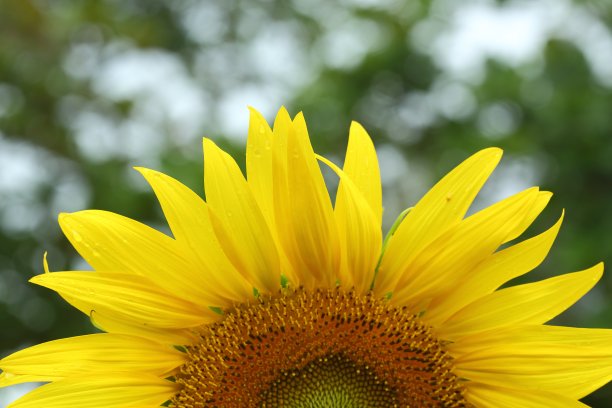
[{"left": 1, "top": 107, "right": 610, "bottom": 407}]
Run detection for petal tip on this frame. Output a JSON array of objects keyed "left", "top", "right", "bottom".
[
  {"left": 57, "top": 212, "right": 76, "bottom": 229},
  {"left": 594, "top": 261, "right": 605, "bottom": 276},
  {"left": 247, "top": 105, "right": 264, "bottom": 116},
  {"left": 132, "top": 166, "right": 147, "bottom": 174},
  {"left": 349, "top": 120, "right": 366, "bottom": 132},
  {"left": 43, "top": 252, "right": 50, "bottom": 274},
  {"left": 28, "top": 273, "right": 44, "bottom": 285},
  {"left": 481, "top": 146, "right": 503, "bottom": 160},
  {"left": 202, "top": 138, "right": 217, "bottom": 150}
]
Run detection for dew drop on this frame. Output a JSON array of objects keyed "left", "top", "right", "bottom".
[{"left": 72, "top": 230, "right": 83, "bottom": 243}]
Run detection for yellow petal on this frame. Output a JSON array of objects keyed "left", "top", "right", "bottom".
[
  {"left": 87, "top": 309, "right": 197, "bottom": 345},
  {"left": 46, "top": 280, "right": 196, "bottom": 345},
  {"left": 502, "top": 191, "right": 552, "bottom": 244},
  {"left": 375, "top": 148, "right": 502, "bottom": 294},
  {"left": 136, "top": 167, "right": 253, "bottom": 304},
  {"left": 7, "top": 375, "right": 178, "bottom": 408},
  {"left": 203, "top": 138, "right": 280, "bottom": 293},
  {"left": 457, "top": 343, "right": 612, "bottom": 400},
  {"left": 249, "top": 108, "right": 297, "bottom": 284},
  {"left": 466, "top": 383, "right": 589, "bottom": 408},
  {"left": 387, "top": 187, "right": 540, "bottom": 306},
  {"left": 271, "top": 107, "right": 291, "bottom": 192},
  {"left": 425, "top": 212, "right": 563, "bottom": 326},
  {"left": 246, "top": 107, "right": 275, "bottom": 228},
  {"left": 318, "top": 155, "right": 382, "bottom": 292},
  {"left": 449, "top": 324, "right": 612, "bottom": 355},
  {"left": 0, "top": 334, "right": 185, "bottom": 386},
  {"left": 343, "top": 121, "right": 382, "bottom": 224},
  {"left": 0, "top": 373, "right": 41, "bottom": 388},
  {"left": 439, "top": 263, "right": 604, "bottom": 339},
  {"left": 267, "top": 107, "right": 300, "bottom": 285},
  {"left": 45, "top": 255, "right": 196, "bottom": 344},
  {"left": 270, "top": 112, "right": 340, "bottom": 288},
  {"left": 291, "top": 112, "right": 340, "bottom": 286},
  {"left": 31, "top": 272, "right": 214, "bottom": 329},
  {"left": 59, "top": 210, "right": 221, "bottom": 309}
]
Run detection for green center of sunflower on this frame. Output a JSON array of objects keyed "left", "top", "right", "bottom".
[
  {"left": 171, "top": 288, "right": 470, "bottom": 407},
  {"left": 260, "top": 354, "right": 397, "bottom": 407}
]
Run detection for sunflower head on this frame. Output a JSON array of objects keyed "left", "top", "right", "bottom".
[{"left": 0, "top": 107, "right": 610, "bottom": 407}]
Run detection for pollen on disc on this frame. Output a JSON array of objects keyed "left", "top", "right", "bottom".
[{"left": 171, "top": 288, "right": 470, "bottom": 407}]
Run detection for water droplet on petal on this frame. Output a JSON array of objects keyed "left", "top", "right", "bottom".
[{"left": 72, "top": 230, "right": 83, "bottom": 243}]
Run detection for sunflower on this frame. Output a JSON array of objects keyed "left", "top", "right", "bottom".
[{"left": 1, "top": 107, "right": 611, "bottom": 407}]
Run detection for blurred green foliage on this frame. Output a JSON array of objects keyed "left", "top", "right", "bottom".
[{"left": 1, "top": 0, "right": 611, "bottom": 405}]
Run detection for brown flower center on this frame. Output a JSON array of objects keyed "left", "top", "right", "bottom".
[{"left": 172, "top": 288, "right": 469, "bottom": 407}]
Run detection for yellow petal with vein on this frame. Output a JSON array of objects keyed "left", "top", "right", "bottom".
[
  {"left": 425, "top": 212, "right": 563, "bottom": 326},
  {"left": 203, "top": 138, "right": 280, "bottom": 293},
  {"left": 439, "top": 263, "right": 604, "bottom": 339},
  {"left": 0, "top": 334, "right": 185, "bottom": 386},
  {"left": 318, "top": 155, "right": 381, "bottom": 292},
  {"left": 0, "top": 373, "right": 41, "bottom": 388},
  {"left": 47, "top": 283, "right": 196, "bottom": 345},
  {"left": 59, "top": 210, "right": 219, "bottom": 308},
  {"left": 387, "top": 187, "right": 540, "bottom": 305},
  {"left": 87, "top": 309, "right": 197, "bottom": 345},
  {"left": 343, "top": 122, "right": 382, "bottom": 224},
  {"left": 31, "top": 272, "right": 213, "bottom": 329},
  {"left": 270, "top": 108, "right": 299, "bottom": 284},
  {"left": 503, "top": 191, "right": 551, "bottom": 244},
  {"left": 7, "top": 375, "right": 178, "bottom": 408},
  {"left": 271, "top": 112, "right": 340, "bottom": 288},
  {"left": 244, "top": 108, "right": 299, "bottom": 286},
  {"left": 271, "top": 107, "right": 291, "bottom": 193},
  {"left": 449, "top": 324, "right": 612, "bottom": 355},
  {"left": 466, "top": 383, "right": 589, "bottom": 408},
  {"left": 44, "top": 258, "right": 196, "bottom": 344},
  {"left": 457, "top": 343, "right": 612, "bottom": 399},
  {"left": 136, "top": 167, "right": 253, "bottom": 304},
  {"left": 246, "top": 107, "right": 275, "bottom": 228},
  {"left": 294, "top": 113, "right": 341, "bottom": 280},
  {"left": 376, "top": 148, "right": 502, "bottom": 293}
]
